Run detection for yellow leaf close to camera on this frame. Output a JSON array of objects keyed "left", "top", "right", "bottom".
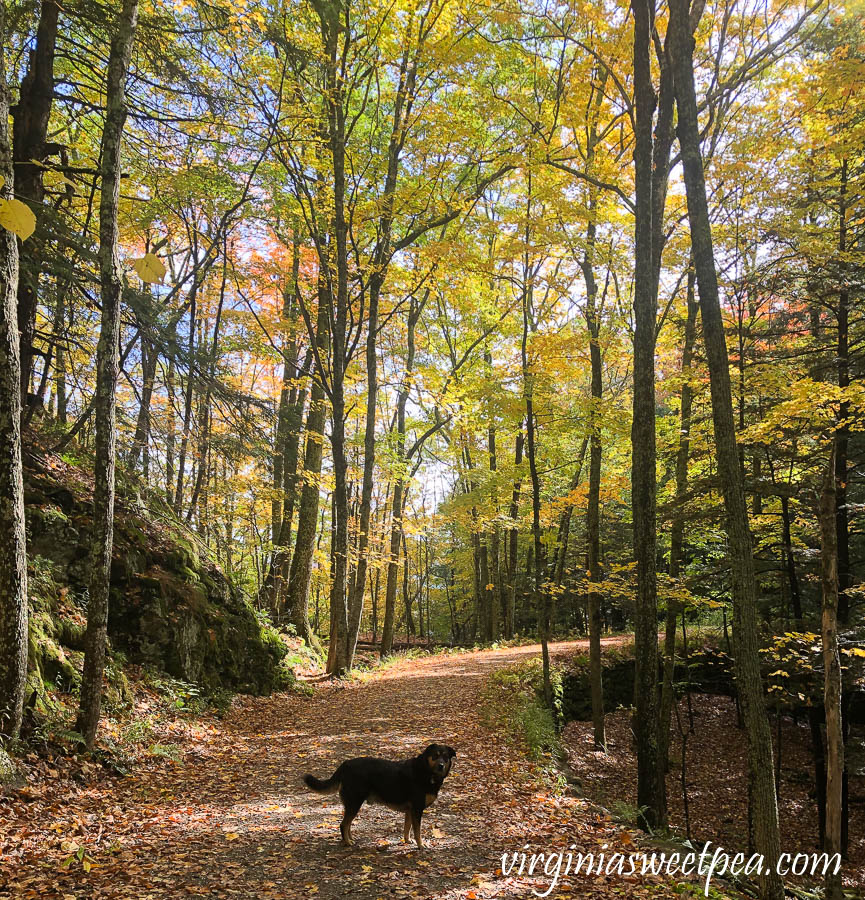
[
  {"left": 0, "top": 198, "right": 36, "bottom": 240},
  {"left": 132, "top": 252, "right": 167, "bottom": 284}
]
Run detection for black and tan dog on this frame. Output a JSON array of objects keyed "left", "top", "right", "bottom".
[{"left": 303, "top": 743, "right": 456, "bottom": 848}]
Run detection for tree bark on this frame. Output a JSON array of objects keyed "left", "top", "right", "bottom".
[
  {"left": 318, "top": 0, "right": 351, "bottom": 678},
  {"left": 173, "top": 269, "right": 198, "bottom": 516},
  {"left": 505, "top": 430, "right": 524, "bottom": 640},
  {"left": 128, "top": 328, "right": 157, "bottom": 477},
  {"left": 186, "top": 252, "right": 227, "bottom": 523},
  {"left": 76, "top": 0, "right": 139, "bottom": 751},
  {"left": 285, "top": 292, "right": 328, "bottom": 650},
  {"left": 487, "top": 348, "right": 501, "bottom": 640},
  {"left": 165, "top": 353, "right": 175, "bottom": 503},
  {"left": 12, "top": 0, "right": 59, "bottom": 400},
  {"left": 261, "top": 349, "right": 310, "bottom": 615},
  {"left": 346, "top": 33, "right": 419, "bottom": 667},
  {"left": 659, "top": 265, "right": 698, "bottom": 775},
  {"left": 380, "top": 296, "right": 427, "bottom": 655},
  {"left": 820, "top": 445, "right": 843, "bottom": 900},
  {"left": 668, "top": 1, "right": 783, "bottom": 894},
  {"left": 552, "top": 437, "right": 588, "bottom": 588},
  {"left": 631, "top": 0, "right": 664, "bottom": 830},
  {"left": 521, "top": 171, "right": 551, "bottom": 704},
  {"left": 0, "top": 6, "right": 28, "bottom": 742},
  {"left": 835, "top": 159, "right": 850, "bottom": 626}
]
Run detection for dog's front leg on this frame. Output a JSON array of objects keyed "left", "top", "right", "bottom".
[
  {"left": 411, "top": 807, "right": 424, "bottom": 849},
  {"left": 403, "top": 812, "right": 412, "bottom": 843}
]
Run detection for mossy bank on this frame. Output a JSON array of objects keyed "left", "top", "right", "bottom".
[{"left": 23, "top": 447, "right": 287, "bottom": 717}]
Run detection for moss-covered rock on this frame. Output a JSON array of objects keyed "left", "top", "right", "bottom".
[
  {"left": 0, "top": 748, "right": 23, "bottom": 791},
  {"left": 24, "top": 455, "right": 285, "bottom": 697}
]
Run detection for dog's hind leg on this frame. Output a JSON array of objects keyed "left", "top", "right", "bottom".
[
  {"left": 402, "top": 812, "right": 411, "bottom": 843},
  {"left": 339, "top": 793, "right": 363, "bottom": 847}
]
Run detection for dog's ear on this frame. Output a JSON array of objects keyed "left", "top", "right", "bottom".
[{"left": 446, "top": 746, "right": 457, "bottom": 759}]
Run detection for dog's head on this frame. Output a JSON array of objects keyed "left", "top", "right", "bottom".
[{"left": 422, "top": 743, "right": 456, "bottom": 779}]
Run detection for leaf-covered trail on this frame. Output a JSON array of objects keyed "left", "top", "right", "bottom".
[{"left": 3, "top": 640, "right": 688, "bottom": 899}]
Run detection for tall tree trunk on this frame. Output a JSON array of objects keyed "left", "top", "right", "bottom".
[
  {"left": 129, "top": 331, "right": 157, "bottom": 477},
  {"left": 576, "top": 71, "right": 608, "bottom": 751},
  {"left": 381, "top": 299, "right": 420, "bottom": 655},
  {"left": 346, "top": 35, "right": 419, "bottom": 667},
  {"left": 261, "top": 235, "right": 307, "bottom": 614},
  {"left": 54, "top": 285, "right": 67, "bottom": 425},
  {"left": 659, "top": 265, "right": 698, "bottom": 775},
  {"left": 486, "top": 347, "right": 501, "bottom": 640},
  {"left": 584, "top": 229, "right": 605, "bottom": 752},
  {"left": 165, "top": 353, "right": 175, "bottom": 503},
  {"left": 631, "top": 0, "right": 664, "bottom": 830},
  {"left": 668, "top": 2, "right": 783, "bottom": 894},
  {"left": 12, "top": 0, "right": 59, "bottom": 401},
  {"left": 0, "top": 8, "right": 28, "bottom": 742},
  {"left": 552, "top": 436, "right": 588, "bottom": 588},
  {"left": 780, "top": 494, "right": 802, "bottom": 621},
  {"left": 173, "top": 271, "right": 198, "bottom": 516},
  {"left": 835, "top": 159, "right": 850, "bottom": 626},
  {"left": 272, "top": 239, "right": 302, "bottom": 545},
  {"left": 261, "top": 350, "right": 310, "bottom": 615},
  {"left": 344, "top": 266, "right": 379, "bottom": 663},
  {"left": 505, "top": 430, "right": 524, "bottom": 639},
  {"left": 286, "top": 294, "right": 328, "bottom": 651},
  {"left": 521, "top": 171, "right": 551, "bottom": 703},
  {"left": 320, "top": 0, "right": 350, "bottom": 678},
  {"left": 478, "top": 529, "right": 491, "bottom": 641},
  {"left": 381, "top": 478, "right": 404, "bottom": 656},
  {"left": 186, "top": 253, "right": 227, "bottom": 523},
  {"left": 820, "top": 445, "right": 843, "bottom": 900},
  {"left": 76, "top": 0, "right": 139, "bottom": 751}
]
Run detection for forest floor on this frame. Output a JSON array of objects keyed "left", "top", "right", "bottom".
[
  {"left": 0, "top": 638, "right": 722, "bottom": 900},
  {"left": 564, "top": 693, "right": 865, "bottom": 892}
]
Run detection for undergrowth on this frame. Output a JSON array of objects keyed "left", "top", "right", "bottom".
[{"left": 481, "top": 657, "right": 567, "bottom": 790}]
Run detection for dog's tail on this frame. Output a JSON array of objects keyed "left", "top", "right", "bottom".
[{"left": 303, "top": 771, "right": 341, "bottom": 794}]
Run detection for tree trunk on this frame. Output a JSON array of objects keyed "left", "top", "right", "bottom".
[
  {"left": 820, "top": 445, "right": 843, "bottom": 900},
  {"left": 835, "top": 159, "right": 850, "bottom": 626},
  {"left": 521, "top": 171, "right": 550, "bottom": 704},
  {"left": 0, "top": 11, "right": 28, "bottom": 742},
  {"left": 271, "top": 266, "right": 300, "bottom": 546},
  {"left": 285, "top": 293, "right": 328, "bottom": 650},
  {"left": 12, "top": 0, "right": 59, "bottom": 401},
  {"left": 165, "top": 353, "right": 175, "bottom": 503},
  {"left": 780, "top": 494, "right": 802, "bottom": 621},
  {"left": 659, "top": 265, "right": 698, "bottom": 776},
  {"left": 381, "top": 478, "right": 403, "bottom": 656},
  {"left": 186, "top": 252, "right": 227, "bottom": 523},
  {"left": 505, "top": 430, "right": 524, "bottom": 639},
  {"left": 631, "top": 0, "right": 664, "bottom": 830},
  {"left": 261, "top": 350, "right": 310, "bottom": 616},
  {"left": 54, "top": 284, "right": 67, "bottom": 424},
  {"left": 552, "top": 437, "right": 588, "bottom": 588},
  {"left": 76, "top": 0, "right": 139, "bottom": 751},
  {"left": 128, "top": 330, "right": 157, "bottom": 477},
  {"left": 487, "top": 347, "right": 501, "bottom": 641},
  {"left": 173, "top": 271, "right": 198, "bottom": 516},
  {"left": 320, "top": 0, "right": 350, "bottom": 678},
  {"left": 261, "top": 236, "right": 306, "bottom": 612},
  {"left": 584, "top": 231, "right": 606, "bottom": 751},
  {"left": 346, "top": 38, "right": 418, "bottom": 667},
  {"left": 668, "top": 1, "right": 783, "bottom": 894}
]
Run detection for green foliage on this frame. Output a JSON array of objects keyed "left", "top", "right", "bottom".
[{"left": 483, "top": 658, "right": 566, "bottom": 789}]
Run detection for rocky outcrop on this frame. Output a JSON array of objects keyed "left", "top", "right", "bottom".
[{"left": 24, "top": 453, "right": 285, "bottom": 698}]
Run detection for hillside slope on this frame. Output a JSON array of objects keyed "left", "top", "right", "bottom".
[{"left": 22, "top": 443, "right": 286, "bottom": 713}]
